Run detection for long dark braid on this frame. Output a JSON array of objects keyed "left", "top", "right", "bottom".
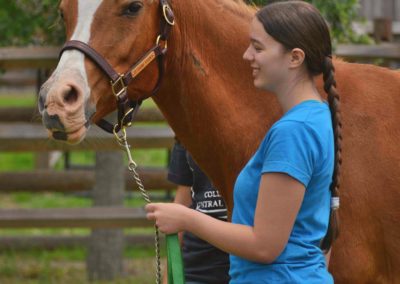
[{"left": 320, "top": 55, "right": 342, "bottom": 251}]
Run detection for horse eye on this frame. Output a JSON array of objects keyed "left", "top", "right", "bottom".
[{"left": 123, "top": 2, "right": 143, "bottom": 16}]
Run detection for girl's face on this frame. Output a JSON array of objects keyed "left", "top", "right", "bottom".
[{"left": 243, "top": 18, "right": 291, "bottom": 92}]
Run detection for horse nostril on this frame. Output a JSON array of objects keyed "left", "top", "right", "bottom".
[{"left": 63, "top": 86, "right": 79, "bottom": 105}]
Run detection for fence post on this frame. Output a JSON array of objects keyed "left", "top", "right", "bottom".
[
  {"left": 373, "top": 17, "right": 393, "bottom": 42},
  {"left": 86, "top": 151, "right": 125, "bottom": 281}
]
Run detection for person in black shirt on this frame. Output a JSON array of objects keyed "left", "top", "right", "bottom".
[{"left": 164, "top": 141, "right": 230, "bottom": 284}]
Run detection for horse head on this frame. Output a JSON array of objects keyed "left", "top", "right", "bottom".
[{"left": 38, "top": 0, "right": 174, "bottom": 143}]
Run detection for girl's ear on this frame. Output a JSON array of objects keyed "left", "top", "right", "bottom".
[{"left": 288, "top": 48, "right": 305, "bottom": 69}]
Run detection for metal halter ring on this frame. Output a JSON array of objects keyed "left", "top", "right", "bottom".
[
  {"left": 156, "top": 35, "right": 168, "bottom": 49},
  {"left": 162, "top": 4, "right": 175, "bottom": 26}
]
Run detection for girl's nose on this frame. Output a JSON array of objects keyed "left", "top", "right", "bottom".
[{"left": 243, "top": 46, "right": 253, "bottom": 61}]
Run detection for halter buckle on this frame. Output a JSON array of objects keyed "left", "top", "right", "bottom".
[
  {"left": 111, "top": 75, "right": 127, "bottom": 98},
  {"left": 162, "top": 4, "right": 175, "bottom": 26}
]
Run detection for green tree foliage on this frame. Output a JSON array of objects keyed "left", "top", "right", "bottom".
[
  {"left": 0, "top": 0, "right": 63, "bottom": 47},
  {"left": 0, "top": 0, "right": 369, "bottom": 47}
]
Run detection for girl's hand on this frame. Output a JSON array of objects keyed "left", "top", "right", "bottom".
[{"left": 145, "top": 203, "right": 190, "bottom": 234}]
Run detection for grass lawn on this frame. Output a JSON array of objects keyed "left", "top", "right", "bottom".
[{"left": 0, "top": 245, "right": 166, "bottom": 284}]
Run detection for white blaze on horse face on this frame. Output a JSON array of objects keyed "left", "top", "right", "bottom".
[{"left": 52, "top": 0, "right": 104, "bottom": 102}]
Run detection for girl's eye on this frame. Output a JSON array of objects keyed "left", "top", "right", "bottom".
[
  {"left": 122, "top": 2, "right": 143, "bottom": 17},
  {"left": 254, "top": 46, "right": 263, "bottom": 52}
]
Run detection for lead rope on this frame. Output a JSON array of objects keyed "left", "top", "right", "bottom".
[{"left": 114, "top": 127, "right": 162, "bottom": 284}]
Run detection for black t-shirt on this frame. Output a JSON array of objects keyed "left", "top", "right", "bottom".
[{"left": 168, "top": 142, "right": 230, "bottom": 284}]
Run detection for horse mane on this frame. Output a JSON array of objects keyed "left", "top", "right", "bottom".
[
  {"left": 172, "top": 0, "right": 255, "bottom": 25},
  {"left": 216, "top": 0, "right": 257, "bottom": 18},
  {"left": 171, "top": 0, "right": 256, "bottom": 48}
]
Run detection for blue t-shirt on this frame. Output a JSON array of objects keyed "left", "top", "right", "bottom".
[{"left": 230, "top": 100, "right": 334, "bottom": 284}]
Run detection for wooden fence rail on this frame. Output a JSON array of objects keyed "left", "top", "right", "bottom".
[
  {"left": 0, "top": 207, "right": 151, "bottom": 228},
  {"left": 0, "top": 123, "right": 174, "bottom": 151},
  {"left": 0, "top": 234, "right": 162, "bottom": 250},
  {"left": 335, "top": 43, "right": 400, "bottom": 61},
  {"left": 0, "top": 231, "right": 159, "bottom": 280},
  {"left": 0, "top": 107, "right": 165, "bottom": 123},
  {"left": 0, "top": 46, "right": 59, "bottom": 69},
  {"left": 0, "top": 168, "right": 174, "bottom": 192}
]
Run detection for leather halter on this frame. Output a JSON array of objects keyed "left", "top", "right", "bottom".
[{"left": 59, "top": 0, "right": 175, "bottom": 134}]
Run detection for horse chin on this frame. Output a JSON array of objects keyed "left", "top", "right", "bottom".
[{"left": 49, "top": 125, "right": 88, "bottom": 145}]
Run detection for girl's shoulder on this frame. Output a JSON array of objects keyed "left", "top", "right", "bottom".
[{"left": 270, "top": 101, "right": 331, "bottom": 136}]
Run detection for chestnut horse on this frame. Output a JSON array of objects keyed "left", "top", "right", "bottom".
[{"left": 39, "top": 0, "right": 400, "bottom": 282}]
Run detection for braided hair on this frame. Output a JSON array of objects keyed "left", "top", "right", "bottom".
[{"left": 320, "top": 55, "right": 342, "bottom": 250}]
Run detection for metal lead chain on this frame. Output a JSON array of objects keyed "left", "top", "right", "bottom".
[{"left": 116, "top": 127, "right": 162, "bottom": 284}]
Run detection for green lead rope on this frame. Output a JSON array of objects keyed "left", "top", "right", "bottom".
[{"left": 166, "top": 234, "right": 185, "bottom": 284}]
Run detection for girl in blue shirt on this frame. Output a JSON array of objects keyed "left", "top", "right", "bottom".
[{"left": 146, "top": 1, "right": 342, "bottom": 283}]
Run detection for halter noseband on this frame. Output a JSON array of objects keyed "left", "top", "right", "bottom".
[{"left": 59, "top": 0, "right": 175, "bottom": 134}]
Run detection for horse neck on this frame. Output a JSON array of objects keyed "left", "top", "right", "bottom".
[{"left": 153, "top": 0, "right": 281, "bottom": 208}]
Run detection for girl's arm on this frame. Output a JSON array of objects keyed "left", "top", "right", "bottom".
[{"left": 147, "top": 172, "right": 305, "bottom": 263}]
